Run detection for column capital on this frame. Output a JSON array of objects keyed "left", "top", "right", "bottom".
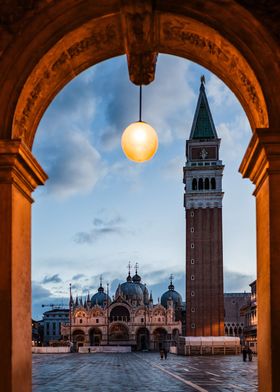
[
  {"left": 0, "top": 139, "right": 48, "bottom": 201},
  {"left": 239, "top": 128, "right": 280, "bottom": 193}
]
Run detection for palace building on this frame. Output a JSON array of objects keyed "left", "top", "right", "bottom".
[
  {"left": 183, "top": 77, "right": 224, "bottom": 336},
  {"left": 61, "top": 265, "right": 182, "bottom": 351}
]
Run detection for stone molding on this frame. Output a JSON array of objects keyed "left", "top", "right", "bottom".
[
  {"left": 12, "top": 15, "right": 122, "bottom": 147},
  {"left": 239, "top": 128, "right": 280, "bottom": 195},
  {"left": 0, "top": 139, "right": 47, "bottom": 201},
  {"left": 185, "top": 202, "right": 223, "bottom": 209},
  {"left": 2, "top": 9, "right": 270, "bottom": 147}
]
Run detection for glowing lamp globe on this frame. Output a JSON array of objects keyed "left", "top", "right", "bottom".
[{"left": 121, "top": 121, "right": 158, "bottom": 163}]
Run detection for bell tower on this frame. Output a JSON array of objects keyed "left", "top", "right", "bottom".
[{"left": 183, "top": 76, "right": 224, "bottom": 336}]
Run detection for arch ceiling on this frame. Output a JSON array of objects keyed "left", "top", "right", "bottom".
[{"left": 0, "top": 0, "right": 279, "bottom": 149}]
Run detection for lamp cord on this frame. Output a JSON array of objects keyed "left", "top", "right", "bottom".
[{"left": 139, "top": 85, "right": 142, "bottom": 122}]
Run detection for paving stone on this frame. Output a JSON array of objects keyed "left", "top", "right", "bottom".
[{"left": 32, "top": 352, "right": 257, "bottom": 392}]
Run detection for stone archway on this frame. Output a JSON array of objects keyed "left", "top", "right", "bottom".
[
  {"left": 153, "top": 327, "right": 168, "bottom": 351},
  {"left": 89, "top": 328, "right": 102, "bottom": 346},
  {"left": 72, "top": 329, "right": 86, "bottom": 349},
  {"left": 110, "top": 305, "right": 131, "bottom": 322},
  {"left": 0, "top": 2, "right": 280, "bottom": 391},
  {"left": 109, "top": 323, "right": 129, "bottom": 342},
  {"left": 136, "top": 327, "right": 150, "bottom": 351}
]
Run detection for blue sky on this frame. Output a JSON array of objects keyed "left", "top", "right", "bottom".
[{"left": 31, "top": 54, "right": 256, "bottom": 319}]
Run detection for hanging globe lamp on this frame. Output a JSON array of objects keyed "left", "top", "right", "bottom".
[{"left": 121, "top": 86, "right": 158, "bottom": 163}]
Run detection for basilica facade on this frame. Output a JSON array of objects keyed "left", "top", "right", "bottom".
[{"left": 61, "top": 267, "right": 182, "bottom": 351}]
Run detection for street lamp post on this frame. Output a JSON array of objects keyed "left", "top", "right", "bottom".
[
  {"left": 69, "top": 283, "right": 72, "bottom": 351},
  {"left": 107, "top": 282, "right": 109, "bottom": 346}
]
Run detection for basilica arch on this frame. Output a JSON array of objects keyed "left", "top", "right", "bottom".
[
  {"left": 153, "top": 327, "right": 168, "bottom": 350},
  {"left": 109, "top": 323, "right": 129, "bottom": 342},
  {"left": 0, "top": 1, "right": 280, "bottom": 391},
  {"left": 72, "top": 329, "right": 86, "bottom": 348},
  {"left": 89, "top": 328, "right": 102, "bottom": 346},
  {"left": 136, "top": 327, "right": 150, "bottom": 351}
]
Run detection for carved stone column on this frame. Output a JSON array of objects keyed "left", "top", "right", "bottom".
[
  {"left": 0, "top": 140, "right": 47, "bottom": 392},
  {"left": 240, "top": 128, "right": 280, "bottom": 392}
]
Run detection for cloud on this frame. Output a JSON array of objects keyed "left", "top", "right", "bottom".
[
  {"left": 224, "top": 268, "right": 255, "bottom": 293},
  {"left": 207, "top": 74, "right": 237, "bottom": 109},
  {"left": 34, "top": 67, "right": 107, "bottom": 200},
  {"left": 32, "top": 279, "right": 73, "bottom": 319},
  {"left": 72, "top": 274, "right": 86, "bottom": 281},
  {"left": 74, "top": 214, "right": 131, "bottom": 244},
  {"left": 162, "top": 156, "right": 185, "bottom": 180},
  {"left": 218, "top": 114, "right": 251, "bottom": 162},
  {"left": 32, "top": 281, "right": 64, "bottom": 320},
  {"left": 37, "top": 67, "right": 97, "bottom": 133},
  {"left": 43, "top": 131, "right": 107, "bottom": 198},
  {"left": 93, "top": 216, "right": 124, "bottom": 226},
  {"left": 32, "top": 282, "right": 53, "bottom": 300},
  {"left": 41, "top": 274, "right": 62, "bottom": 284}
]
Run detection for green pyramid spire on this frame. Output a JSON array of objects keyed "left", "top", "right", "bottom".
[{"left": 190, "top": 76, "right": 218, "bottom": 140}]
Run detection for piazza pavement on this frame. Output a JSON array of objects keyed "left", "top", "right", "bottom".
[{"left": 32, "top": 352, "right": 257, "bottom": 392}]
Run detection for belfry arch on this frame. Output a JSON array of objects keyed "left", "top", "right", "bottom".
[{"left": 0, "top": 1, "right": 280, "bottom": 391}]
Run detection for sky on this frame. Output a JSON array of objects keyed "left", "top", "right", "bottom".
[{"left": 31, "top": 54, "right": 256, "bottom": 320}]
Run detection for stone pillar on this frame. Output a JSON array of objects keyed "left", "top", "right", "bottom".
[
  {"left": 240, "top": 129, "right": 280, "bottom": 392},
  {"left": 0, "top": 140, "right": 47, "bottom": 392}
]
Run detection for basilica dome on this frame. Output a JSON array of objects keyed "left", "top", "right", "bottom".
[
  {"left": 91, "top": 284, "right": 111, "bottom": 308},
  {"left": 132, "top": 271, "right": 149, "bottom": 305},
  {"left": 116, "top": 273, "right": 144, "bottom": 304},
  {"left": 161, "top": 278, "right": 182, "bottom": 309}
]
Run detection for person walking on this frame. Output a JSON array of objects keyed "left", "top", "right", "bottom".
[
  {"left": 242, "top": 346, "right": 248, "bottom": 362},
  {"left": 160, "top": 348, "right": 164, "bottom": 360},
  {"left": 163, "top": 348, "right": 168, "bottom": 360},
  {"left": 248, "top": 347, "right": 253, "bottom": 361}
]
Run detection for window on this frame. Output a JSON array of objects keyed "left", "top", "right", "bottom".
[
  {"left": 211, "top": 178, "right": 216, "bottom": 190},
  {"left": 80, "top": 319, "right": 83, "bottom": 324},
  {"left": 192, "top": 178, "right": 197, "bottom": 190},
  {"left": 96, "top": 319, "right": 99, "bottom": 324},
  {"left": 191, "top": 307, "right": 195, "bottom": 313},
  {"left": 158, "top": 318, "right": 161, "bottom": 322},
  {"left": 191, "top": 275, "right": 195, "bottom": 280},
  {"left": 191, "top": 243, "right": 194, "bottom": 249},
  {"left": 141, "top": 318, "right": 144, "bottom": 323},
  {"left": 191, "top": 291, "right": 195, "bottom": 297},
  {"left": 191, "top": 211, "right": 194, "bottom": 217},
  {"left": 198, "top": 178, "right": 203, "bottom": 190},
  {"left": 191, "top": 259, "right": 195, "bottom": 264},
  {"left": 191, "top": 323, "right": 196, "bottom": 329},
  {"left": 191, "top": 227, "right": 194, "bottom": 233},
  {"left": 205, "top": 178, "right": 210, "bottom": 190}
]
